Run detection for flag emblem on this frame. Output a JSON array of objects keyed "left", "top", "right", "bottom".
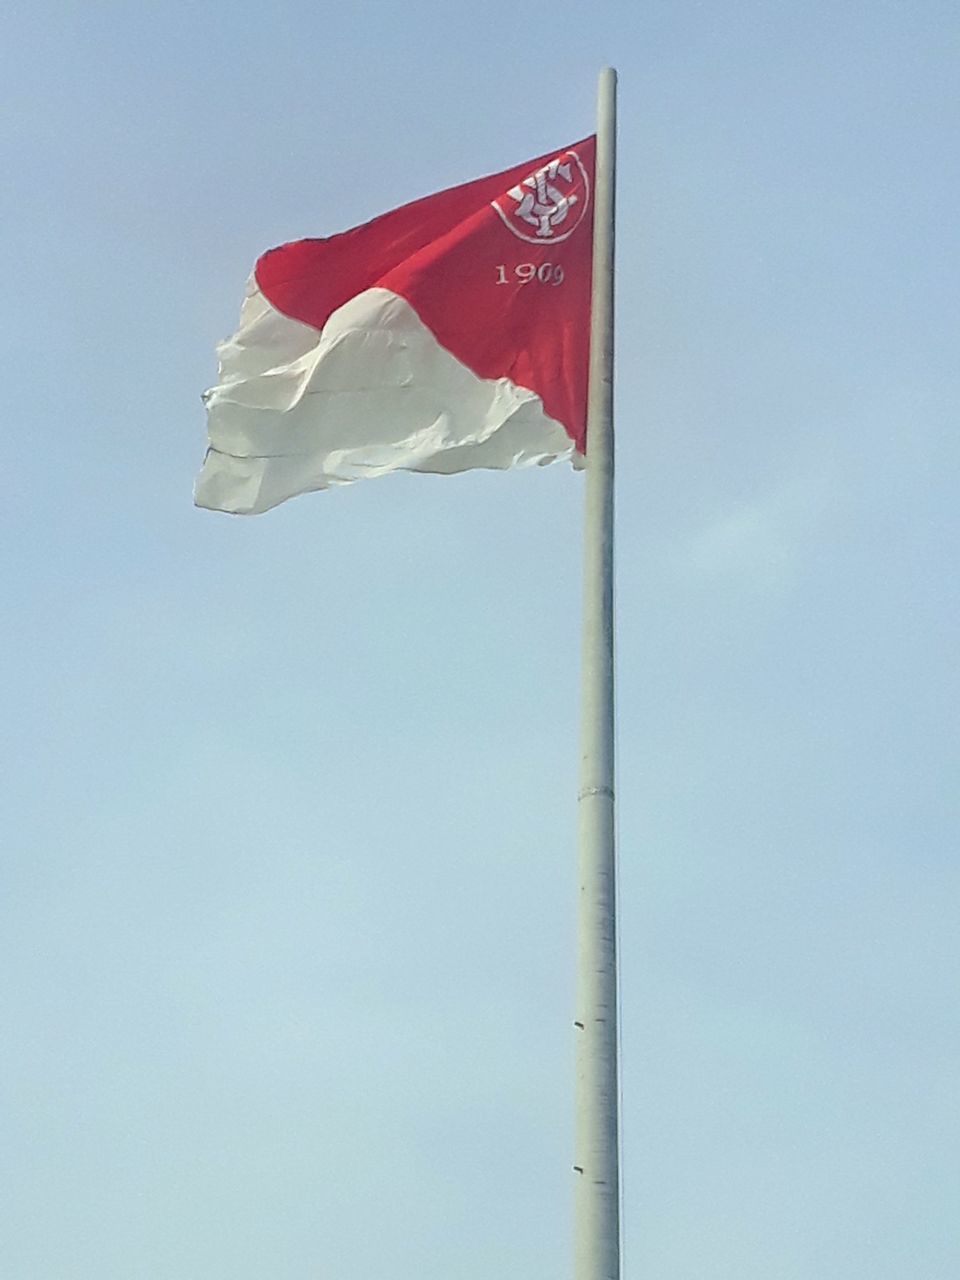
[{"left": 492, "top": 149, "right": 591, "bottom": 244}]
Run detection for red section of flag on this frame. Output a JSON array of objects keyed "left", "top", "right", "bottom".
[{"left": 254, "top": 138, "right": 595, "bottom": 450}]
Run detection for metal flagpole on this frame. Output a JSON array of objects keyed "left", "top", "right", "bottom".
[{"left": 574, "top": 66, "right": 619, "bottom": 1280}]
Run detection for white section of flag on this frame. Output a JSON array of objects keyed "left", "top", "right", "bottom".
[{"left": 195, "top": 281, "right": 575, "bottom": 515}]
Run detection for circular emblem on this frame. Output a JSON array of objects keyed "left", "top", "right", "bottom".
[{"left": 492, "top": 149, "right": 591, "bottom": 245}]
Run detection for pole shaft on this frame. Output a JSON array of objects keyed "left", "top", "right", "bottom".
[{"left": 575, "top": 67, "right": 619, "bottom": 1280}]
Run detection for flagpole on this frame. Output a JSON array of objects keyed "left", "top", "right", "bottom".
[{"left": 575, "top": 66, "right": 619, "bottom": 1280}]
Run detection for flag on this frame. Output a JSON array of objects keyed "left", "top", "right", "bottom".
[{"left": 196, "top": 138, "right": 596, "bottom": 514}]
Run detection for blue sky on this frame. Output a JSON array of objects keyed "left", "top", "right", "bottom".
[{"left": 2, "top": 2, "right": 958, "bottom": 1277}]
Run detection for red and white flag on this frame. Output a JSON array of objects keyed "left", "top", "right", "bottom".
[{"left": 196, "top": 138, "right": 595, "bottom": 514}]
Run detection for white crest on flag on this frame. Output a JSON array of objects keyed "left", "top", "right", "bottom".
[{"left": 492, "top": 150, "right": 590, "bottom": 245}]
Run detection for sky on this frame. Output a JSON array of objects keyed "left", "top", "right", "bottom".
[{"left": 2, "top": 2, "right": 958, "bottom": 1277}]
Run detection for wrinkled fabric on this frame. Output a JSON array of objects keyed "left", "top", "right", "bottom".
[{"left": 196, "top": 286, "right": 576, "bottom": 515}]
